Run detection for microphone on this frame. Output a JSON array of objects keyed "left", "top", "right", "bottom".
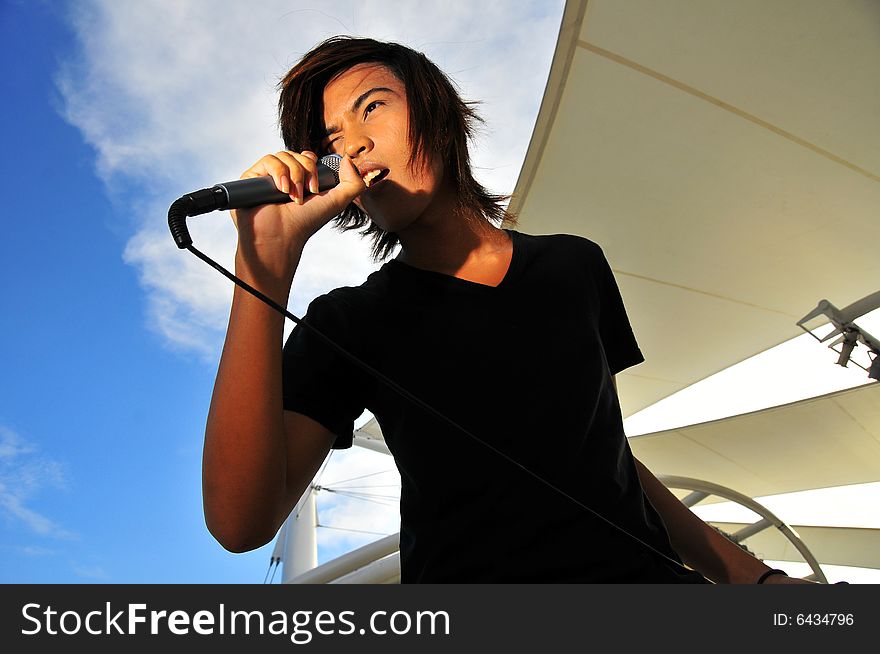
[
  {"left": 214, "top": 153, "right": 342, "bottom": 210},
  {"left": 168, "top": 154, "right": 342, "bottom": 249}
]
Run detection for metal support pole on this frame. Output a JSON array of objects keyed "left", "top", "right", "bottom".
[{"left": 281, "top": 485, "right": 318, "bottom": 583}]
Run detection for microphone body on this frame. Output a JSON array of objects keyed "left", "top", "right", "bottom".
[
  {"left": 168, "top": 154, "right": 343, "bottom": 248},
  {"left": 216, "top": 153, "right": 342, "bottom": 210}
]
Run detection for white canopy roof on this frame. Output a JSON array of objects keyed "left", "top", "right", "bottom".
[
  {"left": 710, "top": 522, "right": 880, "bottom": 570},
  {"left": 628, "top": 383, "right": 880, "bottom": 499},
  {"left": 508, "top": 0, "right": 880, "bottom": 417}
]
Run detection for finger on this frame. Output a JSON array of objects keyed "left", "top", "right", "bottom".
[
  {"left": 292, "top": 151, "right": 321, "bottom": 195},
  {"left": 272, "top": 152, "right": 303, "bottom": 203},
  {"left": 337, "top": 155, "right": 366, "bottom": 187},
  {"left": 299, "top": 151, "right": 320, "bottom": 192},
  {"left": 241, "top": 155, "right": 291, "bottom": 197},
  {"left": 278, "top": 151, "right": 320, "bottom": 201},
  {"left": 319, "top": 155, "right": 367, "bottom": 215}
]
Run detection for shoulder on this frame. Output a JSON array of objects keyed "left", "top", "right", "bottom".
[
  {"left": 512, "top": 230, "right": 605, "bottom": 258},
  {"left": 511, "top": 231, "right": 609, "bottom": 277},
  {"left": 286, "top": 270, "right": 389, "bottom": 357},
  {"left": 303, "top": 265, "right": 393, "bottom": 326}
]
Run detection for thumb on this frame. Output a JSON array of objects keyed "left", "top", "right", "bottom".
[
  {"left": 337, "top": 155, "right": 366, "bottom": 187},
  {"left": 316, "top": 155, "right": 366, "bottom": 216}
]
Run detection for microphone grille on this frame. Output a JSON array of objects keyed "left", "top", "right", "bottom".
[{"left": 319, "top": 154, "right": 342, "bottom": 184}]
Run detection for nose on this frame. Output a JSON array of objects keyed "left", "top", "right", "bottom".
[{"left": 343, "top": 127, "right": 373, "bottom": 160}]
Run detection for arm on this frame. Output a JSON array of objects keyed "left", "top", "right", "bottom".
[
  {"left": 203, "top": 151, "right": 365, "bottom": 552},
  {"left": 203, "top": 254, "right": 336, "bottom": 552},
  {"left": 633, "top": 457, "right": 773, "bottom": 583},
  {"left": 612, "top": 377, "right": 813, "bottom": 583}
]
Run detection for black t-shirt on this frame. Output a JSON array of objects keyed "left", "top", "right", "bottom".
[{"left": 282, "top": 230, "right": 707, "bottom": 583}]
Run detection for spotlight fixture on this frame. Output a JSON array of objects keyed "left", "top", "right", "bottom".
[{"left": 797, "top": 292, "right": 880, "bottom": 380}]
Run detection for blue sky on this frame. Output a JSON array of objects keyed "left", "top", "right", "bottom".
[
  {"left": 0, "top": 0, "right": 564, "bottom": 583},
  {"left": 0, "top": 1, "right": 260, "bottom": 582}
]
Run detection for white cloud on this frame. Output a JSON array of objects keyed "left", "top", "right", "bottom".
[
  {"left": 20, "top": 546, "right": 57, "bottom": 557},
  {"left": 0, "top": 430, "right": 36, "bottom": 460},
  {"left": 0, "top": 426, "right": 75, "bottom": 540},
  {"left": 58, "top": 0, "right": 564, "bottom": 357}
]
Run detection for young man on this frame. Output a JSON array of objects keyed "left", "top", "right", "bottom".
[{"left": 203, "top": 36, "right": 809, "bottom": 584}]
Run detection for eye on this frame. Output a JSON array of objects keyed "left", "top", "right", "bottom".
[
  {"left": 325, "top": 136, "right": 342, "bottom": 153},
  {"left": 364, "top": 100, "right": 383, "bottom": 117}
]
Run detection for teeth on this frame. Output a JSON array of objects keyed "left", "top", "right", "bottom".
[{"left": 363, "top": 169, "right": 383, "bottom": 187}]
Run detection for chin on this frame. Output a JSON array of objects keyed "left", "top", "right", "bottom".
[
  {"left": 357, "top": 182, "right": 440, "bottom": 234},
  {"left": 360, "top": 204, "right": 422, "bottom": 235}
]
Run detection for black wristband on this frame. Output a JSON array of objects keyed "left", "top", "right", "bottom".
[{"left": 757, "top": 569, "right": 788, "bottom": 584}]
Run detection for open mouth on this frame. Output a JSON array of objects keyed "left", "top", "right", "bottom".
[{"left": 362, "top": 168, "right": 390, "bottom": 187}]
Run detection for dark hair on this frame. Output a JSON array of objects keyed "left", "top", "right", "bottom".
[{"left": 277, "top": 36, "right": 513, "bottom": 261}]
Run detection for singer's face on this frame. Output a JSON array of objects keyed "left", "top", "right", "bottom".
[{"left": 321, "top": 63, "right": 446, "bottom": 233}]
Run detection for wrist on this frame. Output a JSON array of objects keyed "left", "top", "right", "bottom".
[
  {"left": 233, "top": 249, "right": 297, "bottom": 307},
  {"left": 757, "top": 568, "right": 788, "bottom": 584}
]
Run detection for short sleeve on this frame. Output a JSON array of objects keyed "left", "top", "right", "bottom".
[
  {"left": 281, "top": 294, "right": 366, "bottom": 449},
  {"left": 593, "top": 246, "right": 645, "bottom": 375}
]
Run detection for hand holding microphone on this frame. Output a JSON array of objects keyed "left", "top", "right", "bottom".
[
  {"left": 169, "top": 150, "right": 365, "bottom": 247},
  {"left": 167, "top": 149, "right": 367, "bottom": 303},
  {"left": 230, "top": 150, "right": 366, "bottom": 241},
  {"left": 227, "top": 150, "right": 366, "bottom": 292},
  {"left": 221, "top": 153, "right": 345, "bottom": 209}
]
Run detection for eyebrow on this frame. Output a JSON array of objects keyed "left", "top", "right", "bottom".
[{"left": 323, "top": 86, "right": 397, "bottom": 138}]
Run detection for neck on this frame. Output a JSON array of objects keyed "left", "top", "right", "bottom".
[{"left": 395, "top": 184, "right": 508, "bottom": 275}]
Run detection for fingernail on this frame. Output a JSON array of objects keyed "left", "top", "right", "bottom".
[
  {"left": 295, "top": 181, "right": 304, "bottom": 203},
  {"left": 310, "top": 177, "right": 319, "bottom": 194},
  {"left": 280, "top": 175, "right": 289, "bottom": 195}
]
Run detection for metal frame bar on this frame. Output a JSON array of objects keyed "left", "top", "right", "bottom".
[{"left": 659, "top": 474, "right": 829, "bottom": 584}]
